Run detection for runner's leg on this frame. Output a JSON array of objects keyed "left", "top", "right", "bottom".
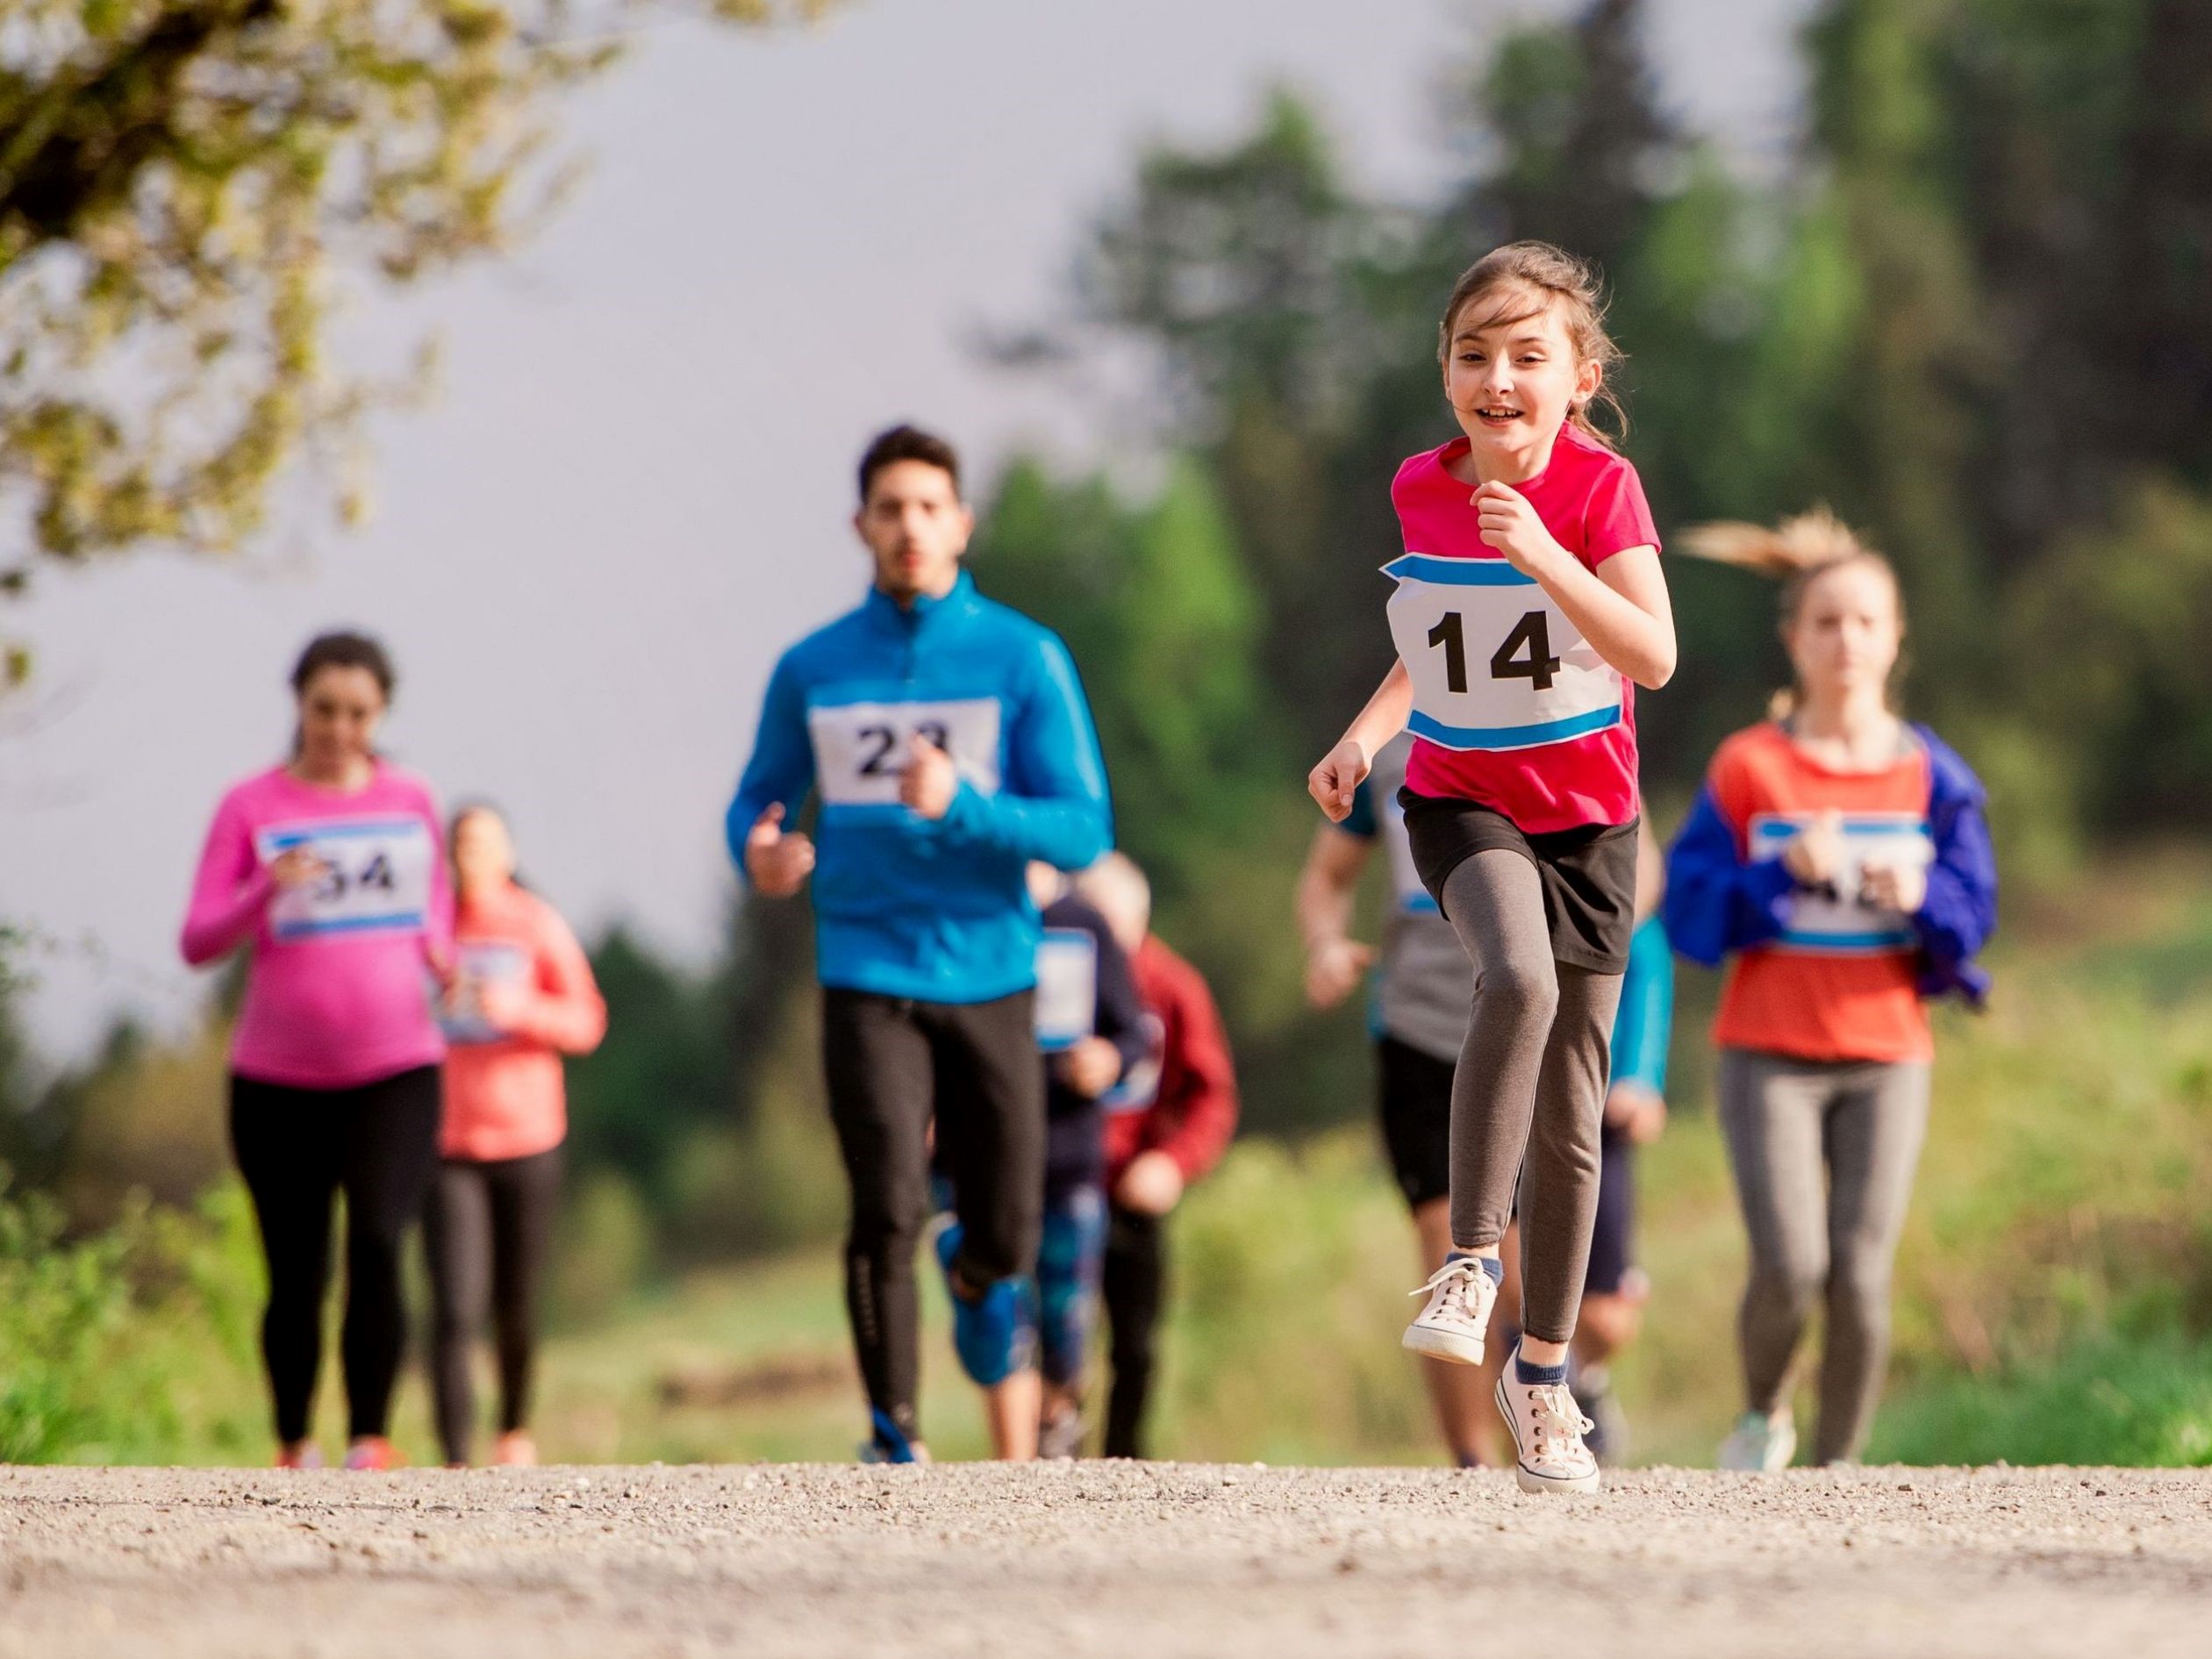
[
  {"left": 337, "top": 1065, "right": 441, "bottom": 1440},
  {"left": 820, "top": 990, "right": 936, "bottom": 1452},
  {"left": 1101, "top": 1205, "right": 1164, "bottom": 1458},
  {"left": 1717, "top": 1050, "right": 1833, "bottom": 1417},
  {"left": 1815, "top": 1061, "right": 1931, "bottom": 1464},
  {"left": 426, "top": 1158, "right": 493, "bottom": 1465},
  {"left": 1517, "top": 965, "right": 1622, "bottom": 1347},
  {"left": 489, "top": 1147, "right": 562, "bottom": 1439},
  {"left": 229, "top": 1076, "right": 343, "bottom": 1446},
  {"left": 929, "top": 991, "right": 1046, "bottom": 1292}
]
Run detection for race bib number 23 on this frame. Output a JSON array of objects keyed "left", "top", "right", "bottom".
[
  {"left": 1384, "top": 554, "right": 1622, "bottom": 752},
  {"left": 807, "top": 697, "right": 1002, "bottom": 809}
]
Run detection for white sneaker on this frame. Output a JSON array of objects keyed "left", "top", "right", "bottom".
[
  {"left": 1495, "top": 1357, "right": 1601, "bottom": 1494},
  {"left": 1717, "top": 1410, "right": 1796, "bottom": 1472},
  {"left": 1402, "top": 1255, "right": 1499, "bottom": 1366}
]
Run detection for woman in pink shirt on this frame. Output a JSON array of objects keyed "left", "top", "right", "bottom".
[
  {"left": 178, "top": 631, "right": 453, "bottom": 1470},
  {"left": 428, "top": 804, "right": 605, "bottom": 1467}
]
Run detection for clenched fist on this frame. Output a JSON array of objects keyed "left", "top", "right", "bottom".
[{"left": 745, "top": 803, "right": 816, "bottom": 897}]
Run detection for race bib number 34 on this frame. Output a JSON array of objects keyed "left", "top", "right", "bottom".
[
  {"left": 1384, "top": 554, "right": 1622, "bottom": 752},
  {"left": 807, "top": 697, "right": 1002, "bottom": 808},
  {"left": 255, "top": 817, "right": 433, "bottom": 941}
]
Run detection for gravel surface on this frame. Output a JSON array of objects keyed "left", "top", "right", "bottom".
[{"left": 4, "top": 1462, "right": 2208, "bottom": 1658}]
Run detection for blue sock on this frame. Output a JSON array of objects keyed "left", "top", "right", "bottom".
[
  {"left": 1514, "top": 1350, "right": 1568, "bottom": 1387},
  {"left": 1445, "top": 1250, "right": 1505, "bottom": 1287}
]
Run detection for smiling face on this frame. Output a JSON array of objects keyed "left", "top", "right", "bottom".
[
  {"left": 294, "top": 665, "right": 385, "bottom": 778},
  {"left": 854, "top": 459, "right": 973, "bottom": 604},
  {"left": 1442, "top": 287, "right": 1602, "bottom": 472},
  {"left": 1784, "top": 558, "right": 1903, "bottom": 710}
]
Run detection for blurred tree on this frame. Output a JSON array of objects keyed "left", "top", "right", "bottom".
[{"left": 0, "top": 0, "right": 831, "bottom": 571}]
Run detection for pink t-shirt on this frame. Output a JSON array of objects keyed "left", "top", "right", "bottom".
[
  {"left": 1396, "top": 426, "right": 1658, "bottom": 833},
  {"left": 179, "top": 761, "right": 453, "bottom": 1090}
]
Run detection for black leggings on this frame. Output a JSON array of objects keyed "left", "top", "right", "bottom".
[
  {"left": 424, "top": 1148, "right": 563, "bottom": 1466},
  {"left": 228, "top": 1067, "right": 442, "bottom": 1442},
  {"left": 1101, "top": 1204, "right": 1166, "bottom": 1459},
  {"left": 821, "top": 988, "right": 1044, "bottom": 1446}
]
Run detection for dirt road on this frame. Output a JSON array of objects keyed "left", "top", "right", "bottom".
[{"left": 4, "top": 1462, "right": 2207, "bottom": 1658}]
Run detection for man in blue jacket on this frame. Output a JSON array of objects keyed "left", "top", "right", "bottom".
[{"left": 727, "top": 425, "right": 1112, "bottom": 1463}]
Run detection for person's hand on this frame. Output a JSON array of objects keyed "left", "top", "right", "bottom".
[
  {"left": 1307, "top": 740, "right": 1370, "bottom": 823},
  {"left": 744, "top": 804, "right": 816, "bottom": 897},
  {"left": 1605, "top": 1083, "right": 1668, "bottom": 1145},
  {"left": 1055, "top": 1034, "right": 1121, "bottom": 1099},
  {"left": 1782, "top": 809, "right": 1846, "bottom": 887},
  {"left": 1114, "top": 1149, "right": 1185, "bottom": 1217},
  {"left": 1305, "top": 936, "right": 1376, "bottom": 1009},
  {"left": 474, "top": 978, "right": 532, "bottom": 1033},
  {"left": 898, "top": 733, "right": 958, "bottom": 820},
  {"left": 1473, "top": 480, "right": 1570, "bottom": 580},
  {"left": 1859, "top": 855, "right": 1928, "bottom": 916},
  {"left": 267, "top": 846, "right": 331, "bottom": 890}
]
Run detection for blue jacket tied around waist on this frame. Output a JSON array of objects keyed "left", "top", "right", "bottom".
[
  {"left": 1664, "top": 723, "right": 1998, "bottom": 1006},
  {"left": 727, "top": 572, "right": 1112, "bottom": 1005}
]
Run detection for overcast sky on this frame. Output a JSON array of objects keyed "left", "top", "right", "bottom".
[{"left": 3, "top": 0, "right": 1809, "bottom": 1065}]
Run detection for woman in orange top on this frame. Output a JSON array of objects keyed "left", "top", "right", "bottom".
[
  {"left": 1665, "top": 512, "right": 1996, "bottom": 1471},
  {"left": 430, "top": 804, "right": 607, "bottom": 1466}
]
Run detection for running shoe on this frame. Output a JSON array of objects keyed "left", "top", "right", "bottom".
[
  {"left": 492, "top": 1431, "right": 538, "bottom": 1467},
  {"left": 1718, "top": 1410, "right": 1797, "bottom": 1472},
  {"left": 934, "top": 1222, "right": 1031, "bottom": 1386},
  {"left": 1038, "top": 1408, "right": 1086, "bottom": 1462},
  {"left": 858, "top": 1411, "right": 930, "bottom": 1466},
  {"left": 1495, "top": 1356, "right": 1601, "bottom": 1494},
  {"left": 275, "top": 1441, "right": 324, "bottom": 1470},
  {"left": 1402, "top": 1255, "right": 1499, "bottom": 1366},
  {"left": 1571, "top": 1362, "right": 1629, "bottom": 1466},
  {"left": 343, "top": 1436, "right": 404, "bottom": 1472}
]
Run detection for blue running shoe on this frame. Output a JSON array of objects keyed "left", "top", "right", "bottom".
[
  {"left": 860, "top": 1410, "right": 924, "bottom": 1465},
  {"left": 935, "top": 1221, "right": 1031, "bottom": 1386}
]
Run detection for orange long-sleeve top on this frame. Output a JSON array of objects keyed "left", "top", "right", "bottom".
[{"left": 439, "top": 880, "right": 606, "bottom": 1162}]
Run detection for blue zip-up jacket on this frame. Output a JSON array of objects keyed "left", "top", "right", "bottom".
[
  {"left": 1664, "top": 723, "right": 1996, "bottom": 1005},
  {"left": 726, "top": 571, "right": 1112, "bottom": 1004}
]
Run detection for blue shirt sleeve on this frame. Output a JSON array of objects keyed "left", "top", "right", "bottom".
[
  {"left": 939, "top": 632, "right": 1111, "bottom": 869},
  {"left": 1913, "top": 762, "right": 1998, "bottom": 989},
  {"left": 1663, "top": 784, "right": 1796, "bottom": 967},
  {"left": 725, "top": 651, "right": 817, "bottom": 883},
  {"left": 1608, "top": 917, "right": 1674, "bottom": 1096}
]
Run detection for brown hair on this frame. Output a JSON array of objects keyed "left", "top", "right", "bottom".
[
  {"left": 288, "top": 630, "right": 393, "bottom": 756},
  {"left": 1438, "top": 241, "right": 1627, "bottom": 449},
  {"left": 857, "top": 424, "right": 962, "bottom": 504},
  {"left": 1678, "top": 509, "right": 1906, "bottom": 718}
]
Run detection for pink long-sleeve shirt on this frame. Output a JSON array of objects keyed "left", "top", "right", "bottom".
[
  {"left": 439, "top": 880, "right": 606, "bottom": 1162},
  {"left": 180, "top": 761, "right": 453, "bottom": 1089}
]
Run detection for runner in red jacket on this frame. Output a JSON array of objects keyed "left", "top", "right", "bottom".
[{"left": 1075, "top": 854, "right": 1238, "bottom": 1458}]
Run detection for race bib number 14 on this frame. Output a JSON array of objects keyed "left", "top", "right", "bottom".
[
  {"left": 256, "top": 817, "right": 434, "bottom": 941},
  {"left": 1384, "top": 554, "right": 1622, "bottom": 752}
]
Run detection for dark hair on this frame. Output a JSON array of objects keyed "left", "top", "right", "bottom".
[
  {"left": 447, "top": 797, "right": 530, "bottom": 890},
  {"left": 290, "top": 630, "right": 395, "bottom": 702},
  {"left": 856, "top": 424, "right": 962, "bottom": 504}
]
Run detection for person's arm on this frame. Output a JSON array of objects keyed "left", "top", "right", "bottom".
[
  {"left": 1663, "top": 784, "right": 1795, "bottom": 968},
  {"left": 1154, "top": 968, "right": 1239, "bottom": 1182},
  {"left": 1912, "top": 777, "right": 1998, "bottom": 991},
  {"left": 725, "top": 653, "right": 819, "bottom": 890},
  {"left": 1296, "top": 813, "right": 1376, "bottom": 1009},
  {"left": 1091, "top": 918, "right": 1150, "bottom": 1083},
  {"left": 419, "top": 788, "right": 455, "bottom": 981},
  {"left": 512, "top": 903, "right": 609, "bottom": 1055},
  {"left": 1308, "top": 664, "right": 1413, "bottom": 822},
  {"left": 179, "top": 791, "right": 274, "bottom": 967},
  {"left": 935, "top": 634, "right": 1110, "bottom": 869}
]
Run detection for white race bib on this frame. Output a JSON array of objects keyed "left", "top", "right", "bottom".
[
  {"left": 1102, "top": 1010, "right": 1165, "bottom": 1115},
  {"left": 256, "top": 817, "right": 433, "bottom": 942},
  {"left": 440, "top": 939, "right": 531, "bottom": 1045},
  {"left": 1033, "top": 928, "right": 1098, "bottom": 1053},
  {"left": 807, "top": 697, "right": 1002, "bottom": 808},
  {"left": 1749, "top": 812, "right": 1933, "bottom": 955},
  {"left": 1384, "top": 554, "right": 1621, "bottom": 752}
]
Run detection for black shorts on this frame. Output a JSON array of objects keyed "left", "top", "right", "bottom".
[
  {"left": 1399, "top": 790, "right": 1639, "bottom": 973},
  {"left": 1376, "top": 1035, "right": 1454, "bottom": 1212}
]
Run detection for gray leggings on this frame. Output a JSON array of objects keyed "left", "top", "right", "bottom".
[
  {"left": 1718, "top": 1048, "right": 1931, "bottom": 1464},
  {"left": 1442, "top": 851, "right": 1622, "bottom": 1345}
]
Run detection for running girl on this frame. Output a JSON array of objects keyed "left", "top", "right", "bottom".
[
  {"left": 1665, "top": 511, "right": 1996, "bottom": 1470},
  {"left": 178, "top": 632, "right": 451, "bottom": 1470},
  {"left": 428, "top": 804, "right": 606, "bottom": 1468},
  {"left": 1307, "top": 241, "right": 1675, "bottom": 1494}
]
